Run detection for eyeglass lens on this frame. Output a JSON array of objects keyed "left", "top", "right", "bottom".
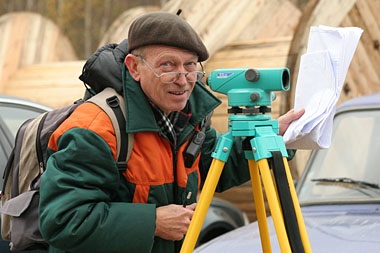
[{"left": 160, "top": 72, "right": 203, "bottom": 83}]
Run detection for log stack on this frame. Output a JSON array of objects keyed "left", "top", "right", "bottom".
[{"left": 0, "top": 12, "right": 78, "bottom": 103}]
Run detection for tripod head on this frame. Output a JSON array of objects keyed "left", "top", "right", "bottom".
[{"left": 207, "top": 68, "right": 290, "bottom": 118}]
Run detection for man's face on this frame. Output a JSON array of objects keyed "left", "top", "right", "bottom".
[{"left": 128, "top": 45, "right": 199, "bottom": 115}]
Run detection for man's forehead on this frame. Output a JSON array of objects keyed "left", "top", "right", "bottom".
[{"left": 144, "top": 45, "right": 198, "bottom": 60}]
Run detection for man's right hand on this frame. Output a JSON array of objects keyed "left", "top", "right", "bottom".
[{"left": 155, "top": 203, "right": 196, "bottom": 241}]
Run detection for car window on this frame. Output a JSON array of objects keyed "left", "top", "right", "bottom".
[
  {"left": 298, "top": 109, "right": 380, "bottom": 203},
  {"left": 0, "top": 103, "right": 44, "bottom": 137}
]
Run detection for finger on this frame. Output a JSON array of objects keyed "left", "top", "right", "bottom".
[
  {"left": 185, "top": 203, "right": 196, "bottom": 211},
  {"left": 294, "top": 108, "right": 305, "bottom": 117}
]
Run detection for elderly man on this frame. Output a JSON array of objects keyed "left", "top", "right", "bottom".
[{"left": 39, "top": 11, "right": 304, "bottom": 253}]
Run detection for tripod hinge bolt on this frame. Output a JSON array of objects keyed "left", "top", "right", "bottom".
[
  {"left": 222, "top": 147, "right": 229, "bottom": 152},
  {"left": 252, "top": 147, "right": 257, "bottom": 153}
]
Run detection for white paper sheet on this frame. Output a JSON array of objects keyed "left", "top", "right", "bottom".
[{"left": 283, "top": 25, "right": 363, "bottom": 149}]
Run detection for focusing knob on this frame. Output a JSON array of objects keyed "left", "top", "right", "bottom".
[
  {"left": 250, "top": 92, "right": 260, "bottom": 102},
  {"left": 245, "top": 69, "right": 260, "bottom": 82}
]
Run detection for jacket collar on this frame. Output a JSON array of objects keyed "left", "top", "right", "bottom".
[{"left": 122, "top": 65, "right": 221, "bottom": 134}]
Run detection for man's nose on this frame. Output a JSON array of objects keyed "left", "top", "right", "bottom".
[{"left": 175, "top": 72, "right": 188, "bottom": 85}]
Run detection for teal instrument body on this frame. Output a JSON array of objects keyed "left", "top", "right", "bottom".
[
  {"left": 207, "top": 68, "right": 290, "bottom": 107},
  {"left": 207, "top": 67, "right": 290, "bottom": 161}
]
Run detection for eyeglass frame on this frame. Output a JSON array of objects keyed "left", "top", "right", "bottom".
[{"left": 134, "top": 55, "right": 206, "bottom": 84}]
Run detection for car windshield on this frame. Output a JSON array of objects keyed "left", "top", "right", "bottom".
[{"left": 297, "top": 109, "right": 380, "bottom": 204}]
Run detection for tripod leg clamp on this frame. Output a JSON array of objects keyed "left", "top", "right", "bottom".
[
  {"left": 250, "top": 126, "right": 288, "bottom": 160},
  {"left": 211, "top": 132, "right": 233, "bottom": 162}
]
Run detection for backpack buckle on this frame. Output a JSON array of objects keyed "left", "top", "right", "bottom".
[{"left": 106, "top": 96, "right": 120, "bottom": 108}]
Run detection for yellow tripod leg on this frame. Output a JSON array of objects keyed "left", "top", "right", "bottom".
[
  {"left": 180, "top": 159, "right": 225, "bottom": 253},
  {"left": 248, "top": 160, "right": 272, "bottom": 253},
  {"left": 258, "top": 159, "right": 292, "bottom": 253},
  {"left": 283, "top": 157, "right": 312, "bottom": 252}
]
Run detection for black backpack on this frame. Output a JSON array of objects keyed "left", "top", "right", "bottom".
[{"left": 1, "top": 40, "right": 133, "bottom": 251}]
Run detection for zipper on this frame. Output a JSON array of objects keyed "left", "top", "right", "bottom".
[
  {"left": 163, "top": 125, "right": 198, "bottom": 205},
  {"left": 172, "top": 146, "right": 178, "bottom": 204},
  {"left": 36, "top": 113, "right": 49, "bottom": 172}
]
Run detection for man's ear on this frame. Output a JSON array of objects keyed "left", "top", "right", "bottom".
[{"left": 124, "top": 54, "right": 140, "bottom": 82}]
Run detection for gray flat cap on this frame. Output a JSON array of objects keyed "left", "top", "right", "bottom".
[{"left": 128, "top": 12, "right": 209, "bottom": 61}]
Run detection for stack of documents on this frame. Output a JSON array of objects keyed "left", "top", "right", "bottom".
[{"left": 283, "top": 25, "right": 363, "bottom": 149}]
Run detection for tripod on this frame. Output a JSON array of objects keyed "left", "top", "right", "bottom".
[{"left": 180, "top": 111, "right": 312, "bottom": 253}]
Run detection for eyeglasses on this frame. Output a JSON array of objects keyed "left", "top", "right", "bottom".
[{"left": 136, "top": 56, "right": 205, "bottom": 84}]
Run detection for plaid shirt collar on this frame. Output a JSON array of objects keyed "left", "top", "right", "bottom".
[{"left": 150, "top": 101, "right": 192, "bottom": 146}]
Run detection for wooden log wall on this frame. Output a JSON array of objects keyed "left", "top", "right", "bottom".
[
  {"left": 101, "top": 0, "right": 301, "bottom": 58},
  {"left": 0, "top": 12, "right": 77, "bottom": 95},
  {"left": 286, "top": 0, "right": 380, "bottom": 110},
  {"left": 342, "top": 0, "right": 380, "bottom": 98},
  {"left": 99, "top": 6, "right": 161, "bottom": 46},
  {"left": 5, "top": 61, "right": 85, "bottom": 107}
]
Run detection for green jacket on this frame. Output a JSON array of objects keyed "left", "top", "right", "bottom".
[{"left": 39, "top": 66, "right": 251, "bottom": 253}]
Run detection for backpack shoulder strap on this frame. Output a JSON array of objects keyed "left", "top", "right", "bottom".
[{"left": 87, "top": 88, "right": 134, "bottom": 169}]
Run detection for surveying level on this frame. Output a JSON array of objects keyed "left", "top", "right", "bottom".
[{"left": 180, "top": 68, "right": 312, "bottom": 252}]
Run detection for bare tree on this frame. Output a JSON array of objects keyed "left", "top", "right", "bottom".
[
  {"left": 56, "top": 0, "right": 65, "bottom": 28},
  {"left": 25, "top": 0, "right": 34, "bottom": 10},
  {"left": 84, "top": 0, "right": 92, "bottom": 57},
  {"left": 100, "top": 0, "right": 112, "bottom": 37}
]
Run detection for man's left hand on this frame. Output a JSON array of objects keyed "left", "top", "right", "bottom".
[{"left": 278, "top": 108, "right": 305, "bottom": 136}]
